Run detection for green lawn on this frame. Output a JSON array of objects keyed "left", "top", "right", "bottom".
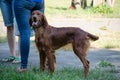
[{"left": 0, "top": 63, "right": 118, "bottom": 80}]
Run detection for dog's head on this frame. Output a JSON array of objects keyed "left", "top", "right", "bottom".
[{"left": 30, "top": 10, "right": 47, "bottom": 28}]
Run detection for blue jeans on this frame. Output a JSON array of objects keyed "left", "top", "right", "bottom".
[
  {"left": 0, "top": 0, "right": 13, "bottom": 27},
  {"left": 14, "top": 0, "right": 44, "bottom": 68}
]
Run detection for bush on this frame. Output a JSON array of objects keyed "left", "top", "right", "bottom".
[
  {"left": 99, "top": 60, "right": 115, "bottom": 67},
  {"left": 91, "top": 4, "right": 113, "bottom": 14}
]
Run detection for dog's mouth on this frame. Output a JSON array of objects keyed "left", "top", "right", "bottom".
[{"left": 32, "top": 21, "right": 39, "bottom": 28}]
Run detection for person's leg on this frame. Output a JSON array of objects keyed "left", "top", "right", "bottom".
[
  {"left": 17, "top": 37, "right": 20, "bottom": 58},
  {"left": 0, "top": 0, "right": 15, "bottom": 61},
  {"left": 14, "top": 0, "right": 35, "bottom": 69},
  {"left": 12, "top": 36, "right": 21, "bottom": 64},
  {"left": 15, "top": 14, "right": 31, "bottom": 69},
  {"left": 14, "top": 0, "right": 44, "bottom": 71},
  {"left": 7, "top": 26, "right": 15, "bottom": 57},
  {"left": 12, "top": 18, "right": 21, "bottom": 64}
]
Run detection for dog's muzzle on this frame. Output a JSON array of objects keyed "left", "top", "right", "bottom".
[
  {"left": 32, "top": 16, "right": 39, "bottom": 27},
  {"left": 32, "top": 21, "right": 38, "bottom": 26}
]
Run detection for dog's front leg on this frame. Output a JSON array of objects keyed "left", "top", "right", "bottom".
[
  {"left": 46, "top": 50, "right": 55, "bottom": 73},
  {"left": 39, "top": 50, "right": 47, "bottom": 71}
]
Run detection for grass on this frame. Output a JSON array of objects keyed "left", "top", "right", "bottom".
[
  {"left": 99, "top": 60, "right": 115, "bottom": 67},
  {"left": 0, "top": 63, "right": 118, "bottom": 80}
]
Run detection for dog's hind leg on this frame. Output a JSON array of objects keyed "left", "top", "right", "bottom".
[{"left": 72, "top": 40, "right": 90, "bottom": 77}]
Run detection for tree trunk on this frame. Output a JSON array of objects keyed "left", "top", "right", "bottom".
[
  {"left": 91, "top": 0, "right": 104, "bottom": 7},
  {"left": 69, "top": 0, "right": 76, "bottom": 9},
  {"left": 106, "top": 0, "right": 115, "bottom": 7},
  {"left": 81, "top": 0, "right": 87, "bottom": 9}
]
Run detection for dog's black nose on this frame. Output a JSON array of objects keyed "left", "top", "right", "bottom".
[{"left": 33, "top": 17, "right": 37, "bottom": 22}]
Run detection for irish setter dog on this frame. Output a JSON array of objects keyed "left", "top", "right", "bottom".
[{"left": 30, "top": 10, "right": 99, "bottom": 77}]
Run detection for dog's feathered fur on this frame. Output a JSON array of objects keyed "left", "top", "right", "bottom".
[{"left": 30, "top": 10, "right": 99, "bottom": 77}]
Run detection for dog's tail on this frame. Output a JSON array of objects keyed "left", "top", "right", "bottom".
[{"left": 87, "top": 33, "right": 99, "bottom": 41}]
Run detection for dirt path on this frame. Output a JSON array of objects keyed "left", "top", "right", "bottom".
[
  {"left": 48, "top": 18, "right": 120, "bottom": 32},
  {"left": 1, "top": 18, "right": 120, "bottom": 34}
]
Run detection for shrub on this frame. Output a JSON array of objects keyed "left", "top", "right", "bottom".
[{"left": 91, "top": 4, "right": 113, "bottom": 14}]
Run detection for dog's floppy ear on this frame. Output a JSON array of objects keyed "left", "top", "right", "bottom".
[{"left": 41, "top": 14, "right": 48, "bottom": 27}]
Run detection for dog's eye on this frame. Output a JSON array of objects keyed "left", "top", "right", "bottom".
[{"left": 37, "top": 13, "right": 40, "bottom": 15}]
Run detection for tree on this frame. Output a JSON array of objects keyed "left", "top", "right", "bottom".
[
  {"left": 91, "top": 0, "right": 115, "bottom": 7},
  {"left": 91, "top": 0, "right": 104, "bottom": 7},
  {"left": 106, "top": 0, "right": 115, "bottom": 7}
]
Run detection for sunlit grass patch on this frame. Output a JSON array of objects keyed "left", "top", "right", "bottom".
[
  {"left": 99, "top": 26, "right": 108, "bottom": 31},
  {"left": 92, "top": 31, "right": 120, "bottom": 49},
  {"left": 104, "top": 40, "right": 120, "bottom": 49}
]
